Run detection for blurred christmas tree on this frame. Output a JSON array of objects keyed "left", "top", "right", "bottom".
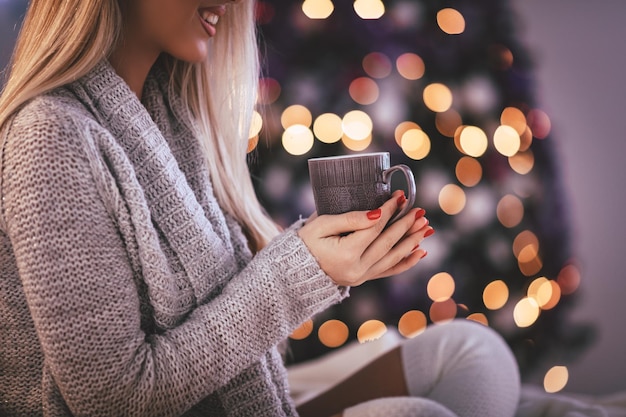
[{"left": 249, "top": 0, "right": 593, "bottom": 381}]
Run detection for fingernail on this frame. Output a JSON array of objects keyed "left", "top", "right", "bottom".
[
  {"left": 367, "top": 208, "right": 382, "bottom": 220},
  {"left": 397, "top": 193, "right": 406, "bottom": 206},
  {"left": 420, "top": 251, "right": 428, "bottom": 259},
  {"left": 424, "top": 227, "right": 435, "bottom": 237},
  {"left": 412, "top": 244, "right": 420, "bottom": 252},
  {"left": 415, "top": 208, "right": 426, "bottom": 219}
]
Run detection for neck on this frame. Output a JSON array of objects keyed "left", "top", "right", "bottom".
[{"left": 108, "top": 41, "right": 160, "bottom": 100}]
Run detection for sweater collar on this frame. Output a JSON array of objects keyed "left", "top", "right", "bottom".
[{"left": 69, "top": 59, "right": 239, "bottom": 324}]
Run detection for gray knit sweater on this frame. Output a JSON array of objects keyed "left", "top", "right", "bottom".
[{"left": 0, "top": 60, "right": 347, "bottom": 416}]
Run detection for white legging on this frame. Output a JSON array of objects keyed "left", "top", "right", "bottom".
[{"left": 343, "top": 320, "right": 521, "bottom": 417}]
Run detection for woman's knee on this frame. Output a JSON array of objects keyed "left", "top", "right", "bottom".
[
  {"left": 400, "top": 319, "right": 521, "bottom": 417},
  {"left": 400, "top": 319, "right": 521, "bottom": 398},
  {"left": 404, "top": 319, "right": 516, "bottom": 366},
  {"left": 343, "top": 396, "right": 459, "bottom": 417}
]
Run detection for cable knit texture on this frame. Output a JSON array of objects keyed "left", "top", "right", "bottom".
[{"left": 0, "top": 59, "right": 348, "bottom": 416}]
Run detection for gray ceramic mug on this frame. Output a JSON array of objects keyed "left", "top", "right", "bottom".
[{"left": 308, "top": 152, "right": 416, "bottom": 223}]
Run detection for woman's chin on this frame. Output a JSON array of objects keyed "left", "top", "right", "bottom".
[{"left": 170, "top": 43, "right": 210, "bottom": 64}]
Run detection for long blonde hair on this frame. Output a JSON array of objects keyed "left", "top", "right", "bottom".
[{"left": 0, "top": 0, "right": 280, "bottom": 251}]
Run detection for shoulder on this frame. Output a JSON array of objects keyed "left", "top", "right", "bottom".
[
  {"left": 9, "top": 89, "right": 96, "bottom": 142},
  {"left": 3, "top": 88, "right": 105, "bottom": 166}
]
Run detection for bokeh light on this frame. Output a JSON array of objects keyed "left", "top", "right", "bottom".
[
  {"left": 398, "top": 310, "right": 427, "bottom": 338},
  {"left": 509, "top": 150, "right": 535, "bottom": 174},
  {"left": 466, "top": 313, "right": 488, "bottom": 326},
  {"left": 353, "top": 0, "right": 385, "bottom": 19},
  {"left": 500, "top": 107, "right": 527, "bottom": 135},
  {"left": 527, "top": 108, "right": 552, "bottom": 139},
  {"left": 493, "top": 125, "right": 521, "bottom": 157},
  {"left": 483, "top": 280, "right": 509, "bottom": 310},
  {"left": 281, "top": 104, "right": 312, "bottom": 129},
  {"left": 439, "top": 184, "right": 466, "bottom": 215},
  {"left": 514, "top": 297, "right": 540, "bottom": 328},
  {"left": 557, "top": 263, "right": 582, "bottom": 295},
  {"left": 289, "top": 319, "right": 314, "bottom": 340},
  {"left": 401, "top": 129, "right": 431, "bottom": 160},
  {"left": 249, "top": 110, "right": 263, "bottom": 138},
  {"left": 394, "top": 121, "right": 421, "bottom": 146},
  {"left": 544, "top": 366, "right": 569, "bottom": 393},
  {"left": 313, "top": 112, "right": 343, "bottom": 143},
  {"left": 357, "top": 320, "right": 388, "bottom": 343},
  {"left": 519, "top": 126, "right": 533, "bottom": 152},
  {"left": 247, "top": 136, "right": 259, "bottom": 153},
  {"left": 429, "top": 298, "right": 458, "bottom": 323},
  {"left": 258, "top": 77, "right": 281, "bottom": 104},
  {"left": 513, "top": 230, "right": 539, "bottom": 258},
  {"left": 489, "top": 44, "right": 514, "bottom": 70},
  {"left": 423, "top": 83, "right": 453, "bottom": 112},
  {"left": 459, "top": 125, "right": 488, "bottom": 157},
  {"left": 349, "top": 76, "right": 380, "bottom": 105},
  {"left": 396, "top": 53, "right": 425, "bottom": 80},
  {"left": 527, "top": 277, "right": 549, "bottom": 299},
  {"left": 342, "top": 110, "right": 373, "bottom": 140},
  {"left": 455, "top": 156, "right": 482, "bottom": 187},
  {"left": 427, "top": 272, "right": 455, "bottom": 302},
  {"left": 302, "top": 0, "right": 334, "bottom": 19},
  {"left": 497, "top": 194, "right": 524, "bottom": 228},
  {"left": 437, "top": 8, "right": 465, "bottom": 35},
  {"left": 282, "top": 124, "right": 314, "bottom": 155},
  {"left": 518, "top": 244, "right": 543, "bottom": 277},
  {"left": 537, "top": 279, "right": 561, "bottom": 310},
  {"left": 435, "top": 108, "right": 463, "bottom": 137},
  {"left": 363, "top": 52, "right": 392, "bottom": 79},
  {"left": 318, "top": 319, "right": 349, "bottom": 348},
  {"left": 342, "top": 132, "right": 372, "bottom": 151}
]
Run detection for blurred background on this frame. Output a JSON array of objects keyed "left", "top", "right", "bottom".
[
  {"left": 1, "top": 0, "right": 624, "bottom": 396},
  {"left": 511, "top": 0, "right": 626, "bottom": 395}
]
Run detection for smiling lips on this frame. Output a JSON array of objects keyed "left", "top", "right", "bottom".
[{"left": 198, "top": 7, "right": 224, "bottom": 37}]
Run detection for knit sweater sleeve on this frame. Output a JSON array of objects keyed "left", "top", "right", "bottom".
[{"left": 1, "top": 98, "right": 346, "bottom": 416}]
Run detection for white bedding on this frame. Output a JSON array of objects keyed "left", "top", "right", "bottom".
[{"left": 287, "top": 329, "right": 626, "bottom": 417}]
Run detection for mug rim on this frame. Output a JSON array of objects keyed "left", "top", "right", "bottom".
[{"left": 308, "top": 152, "right": 389, "bottom": 162}]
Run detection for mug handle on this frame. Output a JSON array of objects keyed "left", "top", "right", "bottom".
[{"left": 383, "top": 164, "right": 416, "bottom": 224}]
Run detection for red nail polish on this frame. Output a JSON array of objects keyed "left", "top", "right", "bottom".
[
  {"left": 415, "top": 208, "right": 426, "bottom": 219},
  {"left": 397, "top": 194, "right": 406, "bottom": 206},
  {"left": 367, "top": 208, "right": 382, "bottom": 220},
  {"left": 420, "top": 251, "right": 428, "bottom": 259},
  {"left": 412, "top": 244, "right": 420, "bottom": 252},
  {"left": 424, "top": 227, "right": 435, "bottom": 237}
]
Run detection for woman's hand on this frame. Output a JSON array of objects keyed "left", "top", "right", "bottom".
[{"left": 298, "top": 191, "right": 434, "bottom": 287}]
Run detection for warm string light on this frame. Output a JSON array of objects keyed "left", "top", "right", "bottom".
[
  {"left": 437, "top": 8, "right": 465, "bottom": 35},
  {"left": 544, "top": 366, "right": 569, "bottom": 393},
  {"left": 259, "top": 4, "right": 574, "bottom": 393},
  {"left": 353, "top": 0, "right": 385, "bottom": 19},
  {"left": 300, "top": 0, "right": 389, "bottom": 20},
  {"left": 302, "top": 0, "right": 334, "bottom": 19}
]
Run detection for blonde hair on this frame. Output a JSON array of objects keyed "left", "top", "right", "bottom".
[{"left": 0, "top": 0, "right": 280, "bottom": 252}]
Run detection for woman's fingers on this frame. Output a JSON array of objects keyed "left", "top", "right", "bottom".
[
  {"left": 309, "top": 190, "right": 405, "bottom": 238},
  {"left": 297, "top": 191, "right": 431, "bottom": 287},
  {"left": 360, "top": 208, "right": 434, "bottom": 279},
  {"left": 370, "top": 248, "right": 428, "bottom": 280},
  {"left": 360, "top": 207, "right": 426, "bottom": 265}
]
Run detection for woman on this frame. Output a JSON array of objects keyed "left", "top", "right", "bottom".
[{"left": 0, "top": 0, "right": 520, "bottom": 416}]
